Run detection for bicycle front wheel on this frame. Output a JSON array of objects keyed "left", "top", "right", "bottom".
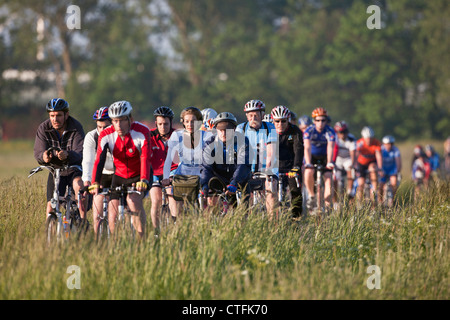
[
  {"left": 97, "top": 219, "right": 109, "bottom": 242},
  {"left": 45, "top": 213, "right": 59, "bottom": 244}
]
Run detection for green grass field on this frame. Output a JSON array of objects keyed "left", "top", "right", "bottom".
[{"left": 0, "top": 140, "right": 448, "bottom": 300}]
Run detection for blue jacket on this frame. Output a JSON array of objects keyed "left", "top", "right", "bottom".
[{"left": 200, "top": 132, "right": 251, "bottom": 191}]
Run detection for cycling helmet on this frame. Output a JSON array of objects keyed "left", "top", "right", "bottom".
[
  {"left": 334, "top": 121, "right": 348, "bottom": 133},
  {"left": 311, "top": 107, "right": 328, "bottom": 119},
  {"left": 109, "top": 100, "right": 132, "bottom": 118},
  {"left": 214, "top": 112, "right": 238, "bottom": 128},
  {"left": 244, "top": 99, "right": 265, "bottom": 112},
  {"left": 424, "top": 144, "right": 434, "bottom": 152},
  {"left": 361, "top": 126, "right": 375, "bottom": 138},
  {"left": 180, "top": 106, "right": 203, "bottom": 122},
  {"left": 414, "top": 145, "right": 425, "bottom": 157},
  {"left": 298, "top": 115, "right": 312, "bottom": 126},
  {"left": 290, "top": 111, "right": 297, "bottom": 121},
  {"left": 382, "top": 135, "right": 395, "bottom": 144},
  {"left": 263, "top": 114, "right": 273, "bottom": 123},
  {"left": 153, "top": 106, "right": 174, "bottom": 119},
  {"left": 46, "top": 98, "right": 69, "bottom": 113},
  {"left": 201, "top": 108, "right": 218, "bottom": 122},
  {"left": 93, "top": 106, "right": 110, "bottom": 121},
  {"left": 271, "top": 105, "right": 291, "bottom": 120}
]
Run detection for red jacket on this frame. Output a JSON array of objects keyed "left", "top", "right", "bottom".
[
  {"left": 92, "top": 121, "right": 151, "bottom": 183},
  {"left": 149, "top": 128, "right": 178, "bottom": 176}
]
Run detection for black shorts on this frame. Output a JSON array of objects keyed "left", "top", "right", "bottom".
[
  {"left": 311, "top": 155, "right": 333, "bottom": 172},
  {"left": 110, "top": 175, "right": 149, "bottom": 200},
  {"left": 356, "top": 161, "right": 376, "bottom": 179},
  {"left": 46, "top": 169, "right": 82, "bottom": 202}
]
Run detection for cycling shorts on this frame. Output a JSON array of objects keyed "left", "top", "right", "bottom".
[
  {"left": 356, "top": 161, "right": 377, "bottom": 179},
  {"left": 380, "top": 167, "right": 398, "bottom": 183},
  {"left": 152, "top": 169, "right": 177, "bottom": 188},
  {"left": 310, "top": 155, "right": 333, "bottom": 172},
  {"left": 110, "top": 174, "right": 149, "bottom": 200},
  {"left": 336, "top": 157, "right": 353, "bottom": 172},
  {"left": 46, "top": 169, "right": 82, "bottom": 202}
]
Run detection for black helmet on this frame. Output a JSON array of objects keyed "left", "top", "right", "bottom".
[
  {"left": 153, "top": 106, "right": 174, "bottom": 119},
  {"left": 46, "top": 98, "right": 69, "bottom": 113}
]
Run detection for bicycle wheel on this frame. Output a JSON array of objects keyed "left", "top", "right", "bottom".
[
  {"left": 97, "top": 218, "right": 109, "bottom": 242},
  {"left": 45, "top": 213, "right": 59, "bottom": 244},
  {"left": 160, "top": 204, "right": 171, "bottom": 228}
]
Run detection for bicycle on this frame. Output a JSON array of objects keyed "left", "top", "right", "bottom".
[
  {"left": 248, "top": 172, "right": 275, "bottom": 216},
  {"left": 28, "top": 157, "right": 85, "bottom": 244},
  {"left": 206, "top": 176, "right": 235, "bottom": 216},
  {"left": 112, "top": 184, "right": 142, "bottom": 238},
  {"left": 95, "top": 187, "right": 111, "bottom": 242},
  {"left": 277, "top": 172, "right": 300, "bottom": 209},
  {"left": 306, "top": 163, "right": 331, "bottom": 218}
]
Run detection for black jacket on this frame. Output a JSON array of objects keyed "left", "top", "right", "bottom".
[
  {"left": 201, "top": 133, "right": 251, "bottom": 190},
  {"left": 277, "top": 124, "right": 304, "bottom": 173},
  {"left": 34, "top": 116, "right": 85, "bottom": 174}
]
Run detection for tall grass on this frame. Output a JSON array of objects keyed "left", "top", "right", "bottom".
[{"left": 0, "top": 174, "right": 448, "bottom": 300}]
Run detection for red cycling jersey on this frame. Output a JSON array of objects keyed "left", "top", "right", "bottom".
[
  {"left": 92, "top": 121, "right": 151, "bottom": 184},
  {"left": 356, "top": 138, "right": 381, "bottom": 166},
  {"left": 149, "top": 128, "right": 178, "bottom": 176}
]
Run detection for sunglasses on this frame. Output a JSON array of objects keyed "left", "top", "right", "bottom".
[
  {"left": 274, "top": 120, "right": 287, "bottom": 123},
  {"left": 315, "top": 119, "right": 327, "bottom": 123}
]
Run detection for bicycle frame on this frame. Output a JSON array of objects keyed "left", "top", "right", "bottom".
[
  {"left": 115, "top": 185, "right": 141, "bottom": 236},
  {"left": 277, "top": 172, "right": 300, "bottom": 203},
  {"left": 28, "top": 163, "right": 82, "bottom": 243}
]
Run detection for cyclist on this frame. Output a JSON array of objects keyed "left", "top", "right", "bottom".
[
  {"left": 82, "top": 106, "right": 114, "bottom": 234},
  {"left": 411, "top": 145, "right": 431, "bottom": 196},
  {"left": 236, "top": 99, "right": 278, "bottom": 217},
  {"left": 271, "top": 105, "right": 304, "bottom": 218},
  {"left": 445, "top": 137, "right": 450, "bottom": 178},
  {"left": 201, "top": 112, "right": 251, "bottom": 209},
  {"left": 90, "top": 100, "right": 151, "bottom": 239},
  {"left": 200, "top": 108, "right": 218, "bottom": 131},
  {"left": 424, "top": 144, "right": 440, "bottom": 181},
  {"left": 354, "top": 126, "right": 382, "bottom": 204},
  {"left": 162, "top": 107, "right": 210, "bottom": 219},
  {"left": 149, "top": 106, "right": 178, "bottom": 230},
  {"left": 34, "top": 98, "right": 86, "bottom": 221},
  {"left": 303, "top": 107, "right": 336, "bottom": 211},
  {"left": 333, "top": 121, "right": 356, "bottom": 201},
  {"left": 379, "top": 135, "right": 401, "bottom": 204},
  {"left": 298, "top": 115, "right": 312, "bottom": 133}
]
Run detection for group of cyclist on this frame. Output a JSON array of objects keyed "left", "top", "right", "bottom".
[{"left": 35, "top": 96, "right": 416, "bottom": 239}]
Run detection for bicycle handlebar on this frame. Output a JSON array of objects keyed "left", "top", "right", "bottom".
[
  {"left": 28, "top": 164, "right": 82, "bottom": 178},
  {"left": 251, "top": 172, "right": 275, "bottom": 181}
]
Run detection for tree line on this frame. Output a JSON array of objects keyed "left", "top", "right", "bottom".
[{"left": 0, "top": 0, "right": 448, "bottom": 140}]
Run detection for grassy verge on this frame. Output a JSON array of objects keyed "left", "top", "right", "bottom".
[{"left": 0, "top": 174, "right": 448, "bottom": 300}]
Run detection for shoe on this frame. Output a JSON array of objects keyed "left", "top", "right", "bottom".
[{"left": 306, "top": 197, "right": 315, "bottom": 210}]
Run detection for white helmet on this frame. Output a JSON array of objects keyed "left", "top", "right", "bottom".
[
  {"left": 271, "top": 105, "right": 290, "bottom": 120},
  {"left": 244, "top": 99, "right": 265, "bottom": 113},
  {"left": 109, "top": 101, "right": 132, "bottom": 118},
  {"left": 201, "top": 108, "right": 218, "bottom": 122},
  {"left": 361, "top": 126, "right": 375, "bottom": 138},
  {"left": 382, "top": 135, "right": 395, "bottom": 144}
]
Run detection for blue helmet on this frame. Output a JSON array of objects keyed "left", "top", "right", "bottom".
[
  {"left": 46, "top": 98, "right": 69, "bottom": 113},
  {"left": 93, "top": 106, "right": 110, "bottom": 121}
]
